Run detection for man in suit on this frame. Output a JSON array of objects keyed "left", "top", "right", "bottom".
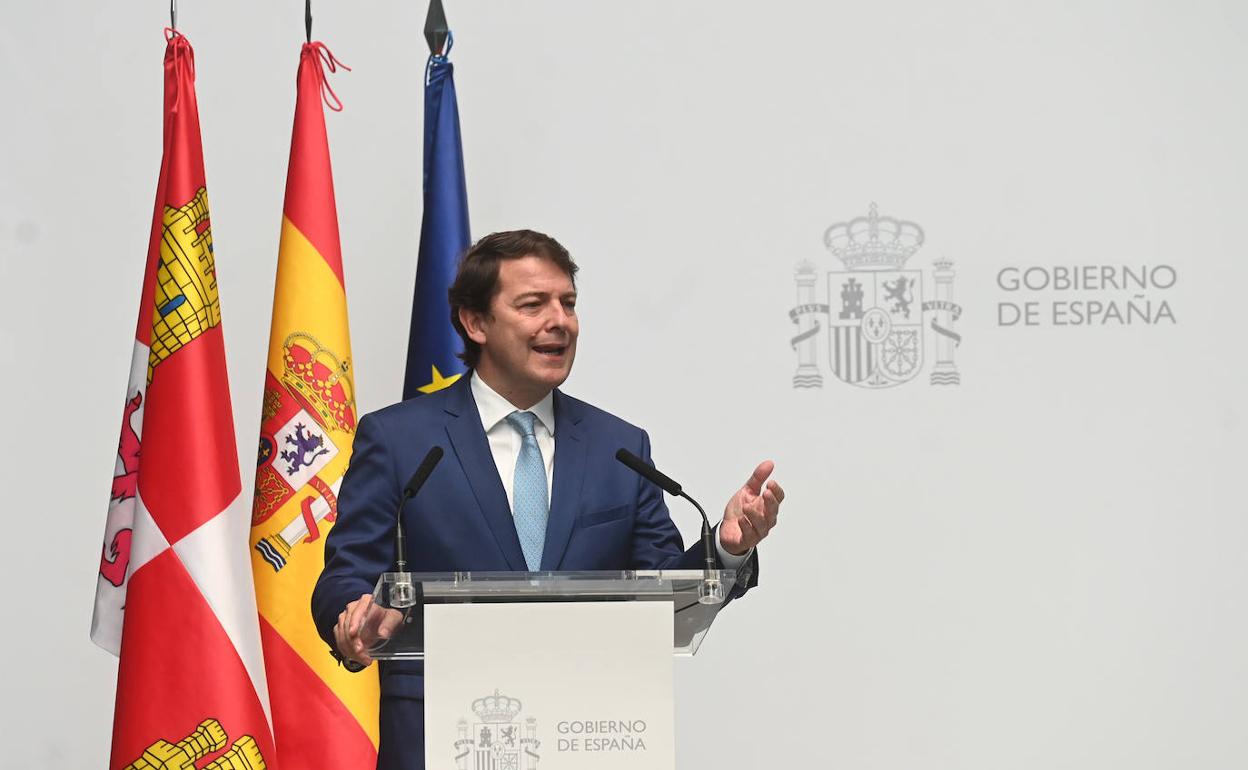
[{"left": 312, "top": 229, "right": 784, "bottom": 770}]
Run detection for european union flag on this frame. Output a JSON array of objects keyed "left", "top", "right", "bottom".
[{"left": 403, "top": 34, "right": 470, "bottom": 399}]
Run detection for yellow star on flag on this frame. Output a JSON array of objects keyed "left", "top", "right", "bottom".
[{"left": 418, "top": 365, "right": 462, "bottom": 394}]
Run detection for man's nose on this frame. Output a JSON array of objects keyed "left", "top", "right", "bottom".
[{"left": 543, "top": 301, "right": 572, "bottom": 329}]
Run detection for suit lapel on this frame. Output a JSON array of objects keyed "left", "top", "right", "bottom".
[
  {"left": 443, "top": 377, "right": 528, "bottom": 570},
  {"left": 542, "top": 390, "right": 586, "bottom": 570}
]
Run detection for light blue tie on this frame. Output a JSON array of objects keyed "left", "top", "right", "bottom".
[{"left": 506, "top": 410, "right": 548, "bottom": 571}]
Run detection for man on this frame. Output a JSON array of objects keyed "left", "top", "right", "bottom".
[{"left": 312, "top": 229, "right": 783, "bottom": 770}]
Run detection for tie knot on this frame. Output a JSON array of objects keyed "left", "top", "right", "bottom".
[{"left": 505, "top": 410, "right": 539, "bottom": 439}]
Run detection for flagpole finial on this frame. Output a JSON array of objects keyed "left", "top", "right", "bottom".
[
  {"left": 424, "top": 0, "right": 449, "bottom": 55},
  {"left": 305, "top": 0, "right": 313, "bottom": 43}
]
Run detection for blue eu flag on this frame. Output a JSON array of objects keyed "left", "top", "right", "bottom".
[{"left": 403, "top": 37, "right": 470, "bottom": 399}]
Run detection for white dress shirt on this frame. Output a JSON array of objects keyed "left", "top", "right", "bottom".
[
  {"left": 469, "top": 372, "right": 752, "bottom": 568},
  {"left": 470, "top": 372, "right": 556, "bottom": 512}
]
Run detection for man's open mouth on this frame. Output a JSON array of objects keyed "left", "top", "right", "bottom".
[{"left": 533, "top": 344, "right": 567, "bottom": 357}]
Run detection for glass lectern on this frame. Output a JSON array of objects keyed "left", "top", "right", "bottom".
[{"left": 364, "top": 569, "right": 738, "bottom": 659}]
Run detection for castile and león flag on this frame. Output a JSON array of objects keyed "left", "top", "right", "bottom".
[{"left": 91, "top": 30, "right": 276, "bottom": 770}]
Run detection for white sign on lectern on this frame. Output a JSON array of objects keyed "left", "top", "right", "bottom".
[{"left": 425, "top": 602, "right": 674, "bottom": 770}]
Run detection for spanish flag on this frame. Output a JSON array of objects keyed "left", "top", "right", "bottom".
[
  {"left": 93, "top": 30, "right": 276, "bottom": 769},
  {"left": 249, "top": 42, "right": 379, "bottom": 767}
]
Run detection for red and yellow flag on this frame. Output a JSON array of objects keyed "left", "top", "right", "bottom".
[
  {"left": 93, "top": 30, "right": 277, "bottom": 770},
  {"left": 249, "top": 42, "right": 379, "bottom": 768}
]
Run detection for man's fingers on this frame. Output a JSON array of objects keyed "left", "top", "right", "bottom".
[
  {"left": 737, "top": 508, "right": 762, "bottom": 547},
  {"left": 345, "top": 601, "right": 360, "bottom": 637},
  {"left": 746, "top": 504, "right": 770, "bottom": 538},
  {"left": 763, "top": 486, "right": 781, "bottom": 526},
  {"left": 742, "top": 460, "right": 775, "bottom": 496},
  {"left": 335, "top": 613, "right": 365, "bottom": 663},
  {"left": 334, "top": 613, "right": 349, "bottom": 655},
  {"left": 334, "top": 595, "right": 381, "bottom": 667},
  {"left": 377, "top": 609, "right": 405, "bottom": 640},
  {"left": 767, "top": 479, "right": 785, "bottom": 505},
  {"left": 362, "top": 605, "right": 399, "bottom": 642},
  {"left": 348, "top": 593, "right": 373, "bottom": 636},
  {"left": 336, "top": 607, "right": 352, "bottom": 643}
]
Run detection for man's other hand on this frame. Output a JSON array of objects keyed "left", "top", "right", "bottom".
[
  {"left": 719, "top": 460, "right": 784, "bottom": 556},
  {"left": 334, "top": 593, "right": 403, "bottom": 668}
]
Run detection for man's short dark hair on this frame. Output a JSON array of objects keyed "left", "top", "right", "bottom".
[{"left": 449, "top": 229, "right": 579, "bottom": 369}]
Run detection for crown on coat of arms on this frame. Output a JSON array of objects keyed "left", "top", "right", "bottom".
[
  {"left": 281, "top": 332, "right": 357, "bottom": 433},
  {"left": 472, "top": 690, "right": 522, "bottom": 723},
  {"left": 824, "top": 202, "right": 925, "bottom": 271}
]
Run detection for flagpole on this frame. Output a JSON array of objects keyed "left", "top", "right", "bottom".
[{"left": 305, "top": 0, "right": 312, "bottom": 43}]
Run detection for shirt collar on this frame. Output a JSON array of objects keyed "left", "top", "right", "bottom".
[{"left": 470, "top": 371, "right": 556, "bottom": 435}]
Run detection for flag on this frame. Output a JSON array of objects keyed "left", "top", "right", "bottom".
[
  {"left": 249, "top": 42, "right": 380, "bottom": 768},
  {"left": 92, "top": 30, "right": 276, "bottom": 769},
  {"left": 402, "top": 34, "right": 471, "bottom": 398}
]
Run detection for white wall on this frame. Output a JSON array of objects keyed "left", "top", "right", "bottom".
[{"left": 3, "top": 1, "right": 1246, "bottom": 767}]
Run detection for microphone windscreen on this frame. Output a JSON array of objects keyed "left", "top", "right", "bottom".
[
  {"left": 614, "top": 448, "right": 683, "bottom": 496},
  {"left": 404, "top": 446, "right": 445, "bottom": 498}
]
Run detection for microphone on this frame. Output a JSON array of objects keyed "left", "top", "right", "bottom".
[
  {"left": 614, "top": 448, "right": 682, "bottom": 496},
  {"left": 614, "top": 449, "right": 724, "bottom": 604},
  {"left": 391, "top": 446, "right": 444, "bottom": 608}
]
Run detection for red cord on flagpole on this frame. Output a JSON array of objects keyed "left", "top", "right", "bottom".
[{"left": 304, "top": 42, "right": 351, "bottom": 112}]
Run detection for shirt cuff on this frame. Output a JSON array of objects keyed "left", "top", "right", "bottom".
[{"left": 715, "top": 524, "right": 754, "bottom": 568}]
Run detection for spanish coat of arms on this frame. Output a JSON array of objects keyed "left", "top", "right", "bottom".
[
  {"left": 454, "top": 690, "right": 540, "bottom": 770},
  {"left": 789, "top": 203, "right": 963, "bottom": 389}
]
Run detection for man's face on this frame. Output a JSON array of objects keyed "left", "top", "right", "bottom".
[{"left": 462, "top": 255, "right": 579, "bottom": 408}]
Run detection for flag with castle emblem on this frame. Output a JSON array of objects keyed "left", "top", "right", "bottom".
[
  {"left": 402, "top": 29, "right": 471, "bottom": 398},
  {"left": 249, "top": 41, "right": 380, "bottom": 768},
  {"left": 92, "top": 30, "right": 276, "bottom": 769}
]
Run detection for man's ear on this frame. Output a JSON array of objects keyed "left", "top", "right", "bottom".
[{"left": 459, "top": 307, "right": 488, "bottom": 346}]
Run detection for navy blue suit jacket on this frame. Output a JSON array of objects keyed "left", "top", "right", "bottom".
[{"left": 312, "top": 376, "right": 756, "bottom": 767}]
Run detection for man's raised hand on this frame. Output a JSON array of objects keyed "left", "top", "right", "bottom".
[{"left": 719, "top": 460, "right": 784, "bottom": 556}]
